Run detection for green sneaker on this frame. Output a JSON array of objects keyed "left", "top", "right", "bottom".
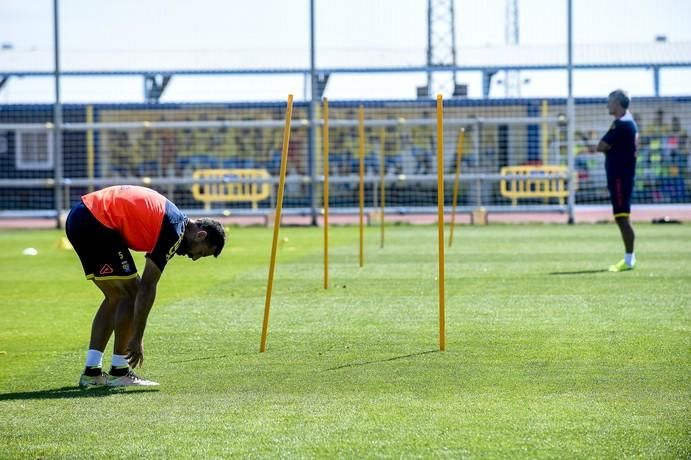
[
  {"left": 78, "top": 372, "right": 107, "bottom": 389},
  {"left": 609, "top": 259, "right": 634, "bottom": 272}
]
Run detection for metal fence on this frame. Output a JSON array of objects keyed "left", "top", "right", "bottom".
[{"left": 2, "top": 0, "right": 690, "bottom": 225}]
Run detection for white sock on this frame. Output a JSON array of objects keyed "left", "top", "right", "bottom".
[
  {"left": 625, "top": 253, "right": 635, "bottom": 267},
  {"left": 111, "top": 354, "right": 129, "bottom": 369},
  {"left": 85, "top": 349, "right": 103, "bottom": 368}
]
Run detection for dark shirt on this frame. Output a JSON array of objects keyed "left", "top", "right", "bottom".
[{"left": 601, "top": 112, "right": 638, "bottom": 174}]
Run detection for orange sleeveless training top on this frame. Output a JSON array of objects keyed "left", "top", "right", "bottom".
[{"left": 81, "top": 185, "right": 167, "bottom": 252}]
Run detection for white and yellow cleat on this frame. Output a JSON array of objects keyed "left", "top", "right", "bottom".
[
  {"left": 106, "top": 369, "right": 159, "bottom": 387},
  {"left": 78, "top": 372, "right": 107, "bottom": 389}
]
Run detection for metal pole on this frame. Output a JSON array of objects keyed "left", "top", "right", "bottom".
[
  {"left": 450, "top": 0, "right": 457, "bottom": 89},
  {"left": 566, "top": 0, "right": 576, "bottom": 225},
  {"left": 653, "top": 66, "right": 660, "bottom": 97},
  {"left": 308, "top": 0, "right": 318, "bottom": 226},
  {"left": 53, "top": 0, "right": 64, "bottom": 229},
  {"left": 426, "top": 0, "right": 432, "bottom": 96}
]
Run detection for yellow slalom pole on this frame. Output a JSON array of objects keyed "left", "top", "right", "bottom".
[
  {"left": 86, "top": 105, "right": 94, "bottom": 192},
  {"left": 436, "top": 94, "right": 446, "bottom": 352},
  {"left": 541, "top": 99, "right": 549, "bottom": 165},
  {"left": 448, "top": 128, "right": 465, "bottom": 248},
  {"left": 541, "top": 100, "right": 550, "bottom": 204},
  {"left": 323, "top": 98, "right": 330, "bottom": 290},
  {"left": 260, "top": 94, "right": 294, "bottom": 353},
  {"left": 379, "top": 126, "right": 385, "bottom": 249},
  {"left": 358, "top": 105, "right": 365, "bottom": 268}
]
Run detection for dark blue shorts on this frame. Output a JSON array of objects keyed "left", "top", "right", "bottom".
[
  {"left": 606, "top": 173, "right": 634, "bottom": 217},
  {"left": 65, "top": 202, "right": 138, "bottom": 280}
]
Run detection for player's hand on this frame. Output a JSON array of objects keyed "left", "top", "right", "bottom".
[{"left": 125, "top": 336, "right": 144, "bottom": 368}]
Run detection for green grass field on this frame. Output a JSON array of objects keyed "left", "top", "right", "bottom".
[{"left": 1, "top": 223, "right": 689, "bottom": 458}]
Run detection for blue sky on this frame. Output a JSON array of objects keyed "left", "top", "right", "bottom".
[{"left": 1, "top": 0, "right": 691, "bottom": 102}]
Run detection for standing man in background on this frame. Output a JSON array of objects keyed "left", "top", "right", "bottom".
[
  {"left": 66, "top": 185, "right": 226, "bottom": 387},
  {"left": 596, "top": 89, "right": 638, "bottom": 272}
]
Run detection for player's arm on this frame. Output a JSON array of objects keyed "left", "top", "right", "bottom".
[
  {"left": 596, "top": 140, "right": 611, "bottom": 153},
  {"left": 126, "top": 257, "right": 162, "bottom": 368},
  {"left": 598, "top": 122, "right": 617, "bottom": 153}
]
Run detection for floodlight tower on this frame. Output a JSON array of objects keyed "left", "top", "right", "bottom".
[
  {"left": 504, "top": 0, "right": 521, "bottom": 97},
  {"left": 425, "top": 0, "right": 460, "bottom": 98}
]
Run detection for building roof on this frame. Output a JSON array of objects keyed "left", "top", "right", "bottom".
[{"left": 2, "top": 42, "right": 690, "bottom": 75}]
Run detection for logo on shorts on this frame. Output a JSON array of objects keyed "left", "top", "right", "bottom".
[
  {"left": 98, "top": 264, "right": 114, "bottom": 275},
  {"left": 121, "top": 261, "right": 131, "bottom": 273}
]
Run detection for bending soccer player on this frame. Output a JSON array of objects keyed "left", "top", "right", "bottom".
[
  {"left": 65, "top": 185, "right": 226, "bottom": 387},
  {"left": 596, "top": 89, "right": 638, "bottom": 272}
]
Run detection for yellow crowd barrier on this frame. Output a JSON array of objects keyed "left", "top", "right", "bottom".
[
  {"left": 191, "top": 168, "right": 271, "bottom": 209},
  {"left": 500, "top": 165, "right": 570, "bottom": 205}
]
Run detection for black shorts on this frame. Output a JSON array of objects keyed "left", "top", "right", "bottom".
[
  {"left": 65, "top": 202, "right": 138, "bottom": 280},
  {"left": 606, "top": 173, "right": 634, "bottom": 217}
]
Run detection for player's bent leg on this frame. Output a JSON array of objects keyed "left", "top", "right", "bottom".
[
  {"left": 95, "top": 277, "right": 159, "bottom": 387},
  {"left": 88, "top": 297, "right": 117, "bottom": 352},
  {"left": 92, "top": 278, "right": 137, "bottom": 353},
  {"left": 79, "top": 282, "right": 123, "bottom": 388},
  {"left": 110, "top": 277, "right": 139, "bottom": 356}
]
